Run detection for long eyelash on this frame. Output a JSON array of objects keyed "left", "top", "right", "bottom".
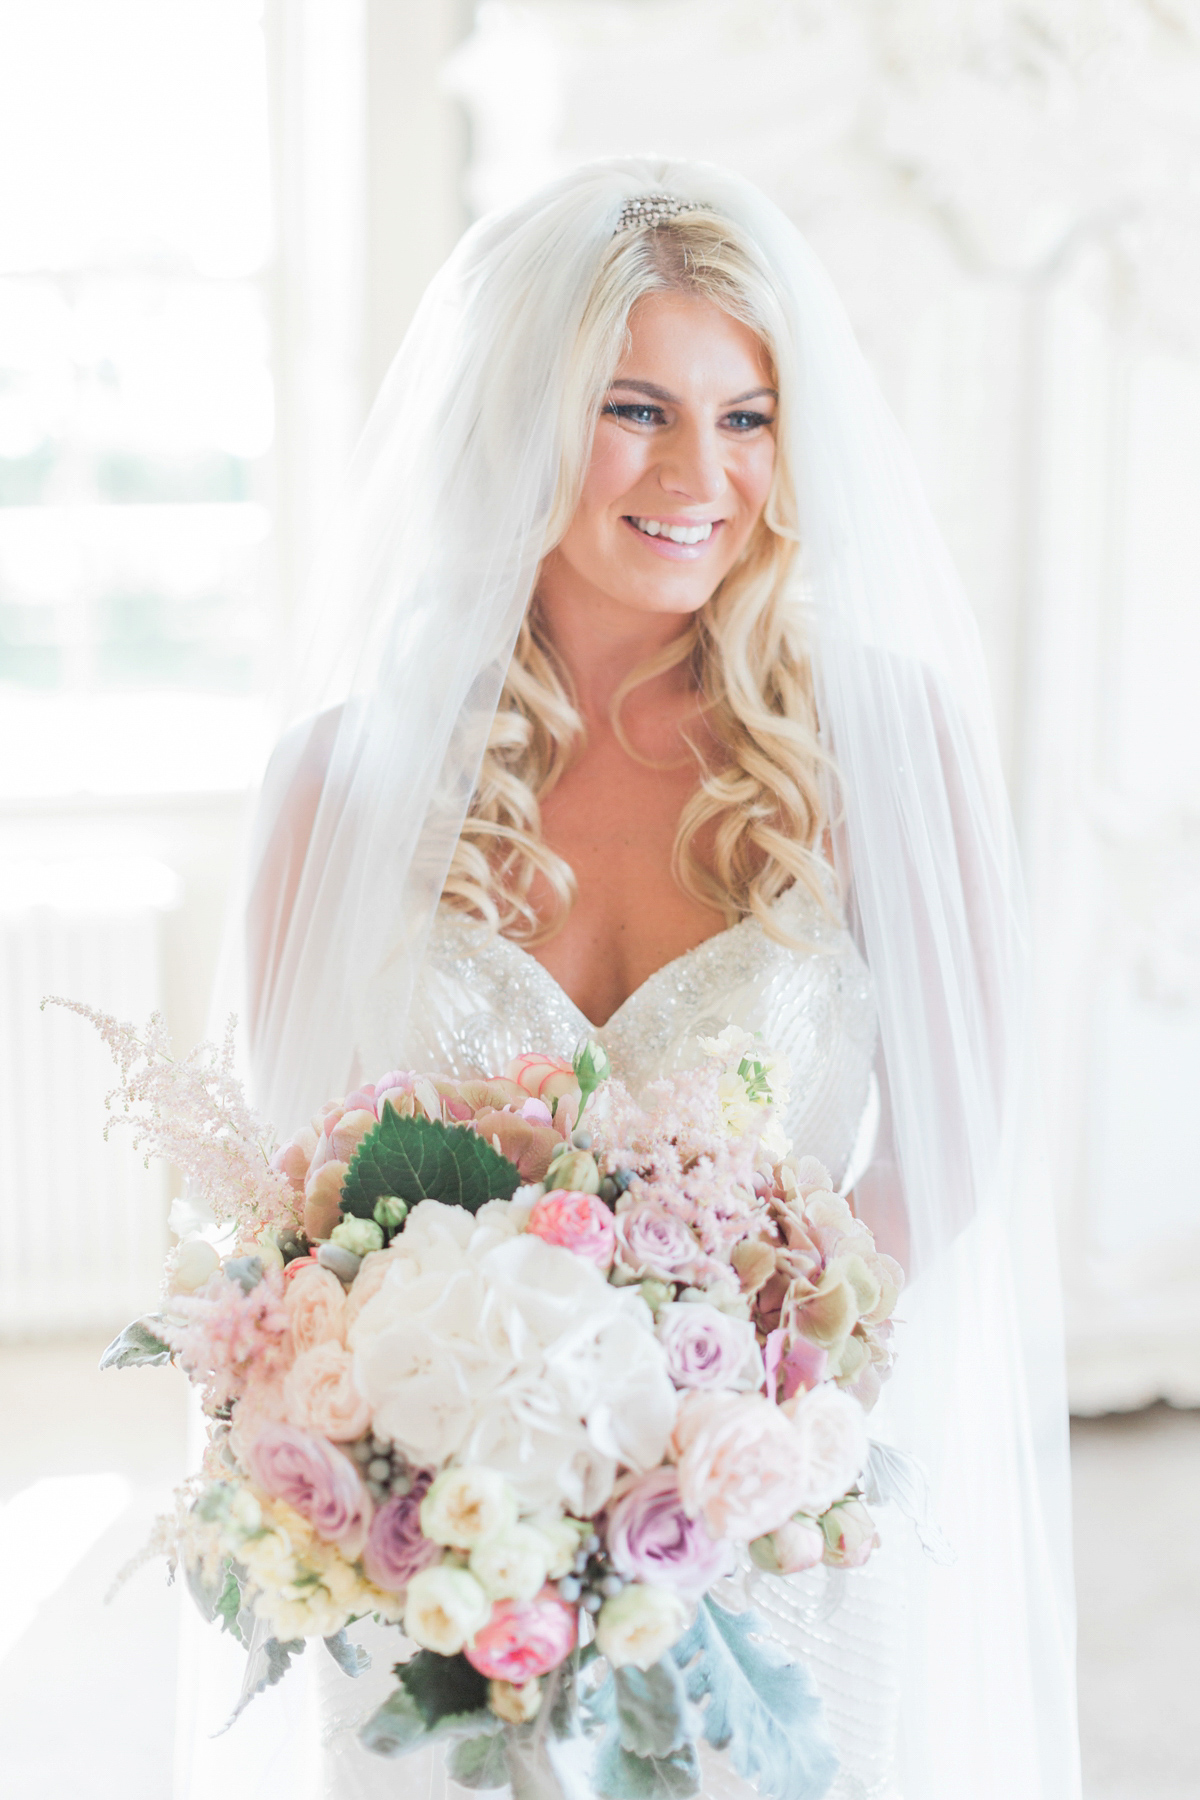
[{"left": 604, "top": 402, "right": 662, "bottom": 423}]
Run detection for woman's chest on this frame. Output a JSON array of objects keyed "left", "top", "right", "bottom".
[{"left": 533, "top": 740, "right": 726, "bottom": 1026}]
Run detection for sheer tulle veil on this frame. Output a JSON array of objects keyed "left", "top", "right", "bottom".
[{"left": 218, "top": 157, "right": 1079, "bottom": 1798}]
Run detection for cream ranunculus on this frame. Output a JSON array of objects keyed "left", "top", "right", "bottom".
[
  {"left": 419, "top": 1466, "right": 518, "bottom": 1549},
  {"left": 488, "top": 1677, "right": 543, "bottom": 1724},
  {"left": 283, "top": 1341, "right": 372, "bottom": 1441},
  {"left": 594, "top": 1583, "right": 691, "bottom": 1671},
  {"left": 403, "top": 1564, "right": 491, "bottom": 1655},
  {"left": 469, "top": 1524, "right": 552, "bottom": 1600}
]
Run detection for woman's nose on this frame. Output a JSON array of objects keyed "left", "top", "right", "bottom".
[{"left": 658, "top": 421, "right": 726, "bottom": 504}]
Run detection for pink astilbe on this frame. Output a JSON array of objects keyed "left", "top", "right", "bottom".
[
  {"left": 592, "top": 1065, "right": 771, "bottom": 1269},
  {"left": 43, "top": 999, "right": 299, "bottom": 1233},
  {"left": 165, "top": 1270, "right": 295, "bottom": 1415}
]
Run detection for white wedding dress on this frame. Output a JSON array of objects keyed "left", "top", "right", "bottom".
[{"left": 303, "top": 879, "right": 907, "bottom": 1800}]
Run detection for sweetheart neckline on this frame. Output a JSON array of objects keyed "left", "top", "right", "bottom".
[{"left": 492, "top": 910, "right": 763, "bottom": 1035}]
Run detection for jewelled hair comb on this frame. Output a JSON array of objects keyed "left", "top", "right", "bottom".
[{"left": 614, "top": 193, "right": 703, "bottom": 232}]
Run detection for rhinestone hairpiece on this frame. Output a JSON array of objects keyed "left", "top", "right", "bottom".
[{"left": 614, "top": 193, "right": 703, "bottom": 233}]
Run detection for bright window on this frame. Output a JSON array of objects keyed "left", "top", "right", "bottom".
[{"left": 0, "top": 0, "right": 275, "bottom": 794}]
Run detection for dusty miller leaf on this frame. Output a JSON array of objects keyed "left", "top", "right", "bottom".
[
  {"left": 672, "top": 1599, "right": 836, "bottom": 1800},
  {"left": 99, "top": 1317, "right": 171, "bottom": 1370},
  {"left": 217, "top": 1630, "right": 305, "bottom": 1734},
  {"left": 341, "top": 1108, "right": 520, "bottom": 1219},
  {"left": 324, "top": 1629, "right": 371, "bottom": 1677},
  {"left": 447, "top": 1732, "right": 512, "bottom": 1789}
]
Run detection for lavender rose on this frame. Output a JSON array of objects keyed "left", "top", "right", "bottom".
[
  {"left": 243, "top": 1421, "right": 371, "bottom": 1559},
  {"left": 615, "top": 1201, "right": 699, "bottom": 1282},
  {"left": 656, "top": 1302, "right": 763, "bottom": 1391},
  {"left": 606, "top": 1466, "right": 731, "bottom": 1602},
  {"left": 362, "top": 1471, "right": 439, "bottom": 1594}
]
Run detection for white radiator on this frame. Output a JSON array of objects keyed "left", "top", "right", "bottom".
[{"left": 0, "top": 859, "right": 179, "bottom": 1340}]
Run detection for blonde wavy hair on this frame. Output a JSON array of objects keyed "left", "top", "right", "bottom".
[{"left": 442, "top": 206, "right": 831, "bottom": 944}]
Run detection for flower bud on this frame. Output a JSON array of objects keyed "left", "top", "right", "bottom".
[
  {"left": 543, "top": 1149, "right": 600, "bottom": 1194},
  {"left": 820, "top": 1499, "right": 879, "bottom": 1569},
  {"left": 373, "top": 1195, "right": 408, "bottom": 1233},
  {"left": 572, "top": 1038, "right": 612, "bottom": 1113},
  {"left": 331, "top": 1216, "right": 385, "bottom": 1257},
  {"left": 638, "top": 1278, "right": 673, "bottom": 1318}
]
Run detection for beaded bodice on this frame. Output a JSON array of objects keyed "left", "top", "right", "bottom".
[{"left": 362, "top": 879, "right": 878, "bottom": 1188}]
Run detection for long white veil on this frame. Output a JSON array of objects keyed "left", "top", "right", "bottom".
[{"left": 211, "top": 157, "right": 1078, "bottom": 1800}]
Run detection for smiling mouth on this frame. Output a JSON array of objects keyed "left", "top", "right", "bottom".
[{"left": 626, "top": 516, "right": 717, "bottom": 545}]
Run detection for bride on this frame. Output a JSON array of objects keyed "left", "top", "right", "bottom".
[{"left": 230, "top": 160, "right": 1079, "bottom": 1799}]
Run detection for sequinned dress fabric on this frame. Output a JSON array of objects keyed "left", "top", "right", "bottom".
[{"left": 334, "top": 882, "right": 906, "bottom": 1800}]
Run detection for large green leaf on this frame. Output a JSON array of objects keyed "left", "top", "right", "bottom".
[
  {"left": 360, "top": 1652, "right": 498, "bottom": 1759},
  {"left": 99, "top": 1316, "right": 171, "bottom": 1370},
  {"left": 341, "top": 1107, "right": 521, "bottom": 1219},
  {"left": 585, "top": 1655, "right": 699, "bottom": 1799},
  {"left": 672, "top": 1599, "right": 837, "bottom": 1800}
]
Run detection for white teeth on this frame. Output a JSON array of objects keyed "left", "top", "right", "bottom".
[{"left": 631, "top": 517, "right": 714, "bottom": 544}]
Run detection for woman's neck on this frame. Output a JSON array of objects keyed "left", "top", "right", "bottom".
[{"left": 536, "top": 558, "right": 697, "bottom": 723}]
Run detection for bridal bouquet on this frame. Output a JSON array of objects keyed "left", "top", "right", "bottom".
[{"left": 61, "top": 997, "right": 903, "bottom": 1800}]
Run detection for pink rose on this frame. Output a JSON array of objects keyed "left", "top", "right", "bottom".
[
  {"left": 656, "top": 1303, "right": 762, "bottom": 1391},
  {"left": 615, "top": 1202, "right": 699, "bottom": 1282},
  {"left": 780, "top": 1383, "right": 868, "bottom": 1515},
  {"left": 362, "top": 1471, "right": 440, "bottom": 1594},
  {"left": 286, "top": 1263, "right": 347, "bottom": 1352},
  {"left": 672, "top": 1391, "right": 808, "bottom": 1542},
  {"left": 507, "top": 1052, "right": 577, "bottom": 1103},
  {"left": 606, "top": 1466, "right": 731, "bottom": 1602},
  {"left": 526, "top": 1190, "right": 616, "bottom": 1269},
  {"left": 283, "top": 1341, "right": 372, "bottom": 1441},
  {"left": 464, "top": 1588, "right": 578, "bottom": 1683},
  {"left": 244, "top": 1421, "right": 372, "bottom": 1558}
]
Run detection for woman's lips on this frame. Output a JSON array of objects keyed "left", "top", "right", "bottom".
[{"left": 621, "top": 515, "right": 725, "bottom": 561}]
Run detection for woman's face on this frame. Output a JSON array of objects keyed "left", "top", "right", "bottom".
[{"left": 547, "top": 291, "right": 778, "bottom": 620}]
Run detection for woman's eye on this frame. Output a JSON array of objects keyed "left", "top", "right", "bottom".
[
  {"left": 604, "top": 402, "right": 665, "bottom": 426},
  {"left": 723, "top": 410, "right": 773, "bottom": 432}
]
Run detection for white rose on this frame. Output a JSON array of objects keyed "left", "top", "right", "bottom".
[
  {"left": 469, "top": 1524, "right": 551, "bottom": 1600},
  {"left": 782, "top": 1383, "right": 869, "bottom": 1515},
  {"left": 595, "top": 1584, "right": 691, "bottom": 1671},
  {"left": 420, "top": 1466, "right": 518, "bottom": 1548},
  {"left": 403, "top": 1565, "right": 491, "bottom": 1655}
]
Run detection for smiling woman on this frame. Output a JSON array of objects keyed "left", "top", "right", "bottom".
[{"left": 443, "top": 214, "right": 830, "bottom": 1030}]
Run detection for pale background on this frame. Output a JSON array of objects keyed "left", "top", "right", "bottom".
[{"left": 0, "top": 2, "right": 1197, "bottom": 1796}]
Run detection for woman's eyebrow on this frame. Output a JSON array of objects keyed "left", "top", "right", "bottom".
[{"left": 608, "top": 379, "right": 778, "bottom": 405}]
